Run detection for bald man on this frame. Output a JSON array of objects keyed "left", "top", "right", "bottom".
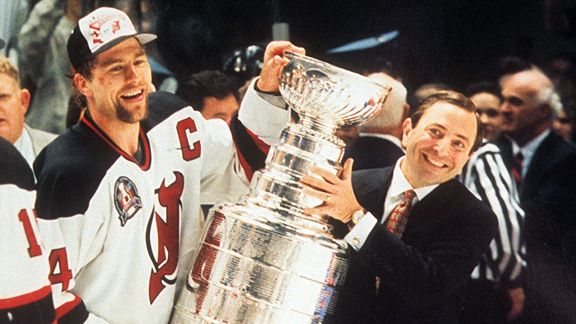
[
  {"left": 0, "top": 55, "right": 56, "bottom": 169},
  {"left": 344, "top": 72, "right": 409, "bottom": 170},
  {"left": 494, "top": 63, "right": 576, "bottom": 323}
]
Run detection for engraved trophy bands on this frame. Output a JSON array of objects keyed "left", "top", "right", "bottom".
[{"left": 172, "top": 52, "right": 391, "bottom": 323}]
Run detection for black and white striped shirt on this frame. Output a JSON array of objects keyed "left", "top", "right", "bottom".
[{"left": 460, "top": 142, "right": 526, "bottom": 286}]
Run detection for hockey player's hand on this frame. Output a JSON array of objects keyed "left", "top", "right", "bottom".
[{"left": 256, "top": 41, "right": 305, "bottom": 93}]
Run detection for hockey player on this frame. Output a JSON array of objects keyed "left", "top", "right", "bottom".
[
  {"left": 0, "top": 137, "right": 55, "bottom": 323},
  {"left": 33, "top": 7, "right": 304, "bottom": 323}
]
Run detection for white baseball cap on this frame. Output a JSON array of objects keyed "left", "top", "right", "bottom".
[{"left": 67, "top": 7, "right": 156, "bottom": 71}]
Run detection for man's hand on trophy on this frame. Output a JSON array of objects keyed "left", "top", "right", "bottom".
[
  {"left": 300, "top": 158, "right": 363, "bottom": 223},
  {"left": 256, "top": 41, "right": 305, "bottom": 93}
]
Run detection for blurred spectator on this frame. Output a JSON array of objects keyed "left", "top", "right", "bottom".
[
  {"left": 0, "top": 0, "right": 29, "bottom": 58},
  {"left": 547, "top": 54, "right": 576, "bottom": 143},
  {"left": 176, "top": 70, "right": 240, "bottom": 124},
  {"left": 18, "top": 0, "right": 81, "bottom": 134},
  {"left": 408, "top": 82, "right": 452, "bottom": 114},
  {"left": 466, "top": 81, "right": 504, "bottom": 141},
  {"left": 223, "top": 45, "right": 264, "bottom": 90},
  {"left": 344, "top": 72, "right": 408, "bottom": 170},
  {"left": 553, "top": 106, "right": 574, "bottom": 142},
  {"left": 460, "top": 82, "right": 526, "bottom": 323},
  {"left": 494, "top": 61, "right": 576, "bottom": 323},
  {"left": 0, "top": 55, "right": 55, "bottom": 169},
  {"left": 335, "top": 125, "right": 359, "bottom": 147}
]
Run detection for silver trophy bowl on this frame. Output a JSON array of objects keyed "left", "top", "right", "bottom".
[
  {"left": 280, "top": 52, "right": 387, "bottom": 132},
  {"left": 172, "top": 52, "right": 391, "bottom": 323}
]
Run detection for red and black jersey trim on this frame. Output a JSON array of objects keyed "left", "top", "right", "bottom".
[
  {"left": 34, "top": 109, "right": 156, "bottom": 220},
  {"left": 34, "top": 120, "right": 124, "bottom": 220},
  {"left": 229, "top": 115, "right": 270, "bottom": 181},
  {"left": 0, "top": 286, "right": 56, "bottom": 323},
  {"left": 81, "top": 113, "right": 151, "bottom": 171},
  {"left": 55, "top": 297, "right": 89, "bottom": 324}
]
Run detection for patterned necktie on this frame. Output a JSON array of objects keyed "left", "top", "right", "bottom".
[
  {"left": 511, "top": 152, "right": 524, "bottom": 188},
  {"left": 385, "top": 190, "right": 416, "bottom": 237}
]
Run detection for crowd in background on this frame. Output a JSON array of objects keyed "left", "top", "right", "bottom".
[{"left": 1, "top": 1, "right": 576, "bottom": 323}]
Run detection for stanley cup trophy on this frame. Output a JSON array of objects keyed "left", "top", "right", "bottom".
[{"left": 172, "top": 52, "right": 391, "bottom": 323}]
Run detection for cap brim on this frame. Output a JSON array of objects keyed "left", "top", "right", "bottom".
[
  {"left": 92, "top": 33, "right": 157, "bottom": 57},
  {"left": 135, "top": 33, "right": 157, "bottom": 46}
]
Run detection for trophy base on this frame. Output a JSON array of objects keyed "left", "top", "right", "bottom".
[{"left": 171, "top": 203, "right": 349, "bottom": 324}]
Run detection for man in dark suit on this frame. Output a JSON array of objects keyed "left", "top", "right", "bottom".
[
  {"left": 345, "top": 72, "right": 408, "bottom": 170},
  {"left": 494, "top": 63, "right": 576, "bottom": 323},
  {"left": 301, "top": 91, "right": 498, "bottom": 323}
]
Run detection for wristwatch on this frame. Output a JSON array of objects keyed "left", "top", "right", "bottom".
[{"left": 348, "top": 209, "right": 366, "bottom": 229}]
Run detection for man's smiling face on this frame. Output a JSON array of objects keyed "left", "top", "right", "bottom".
[
  {"left": 79, "top": 37, "right": 152, "bottom": 124},
  {"left": 401, "top": 101, "right": 477, "bottom": 188}
]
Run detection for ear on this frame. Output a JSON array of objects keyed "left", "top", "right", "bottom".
[
  {"left": 401, "top": 118, "right": 413, "bottom": 149},
  {"left": 73, "top": 73, "right": 92, "bottom": 97},
  {"left": 402, "top": 103, "right": 410, "bottom": 120},
  {"left": 20, "top": 88, "right": 31, "bottom": 114}
]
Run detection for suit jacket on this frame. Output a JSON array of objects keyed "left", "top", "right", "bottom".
[
  {"left": 328, "top": 167, "right": 497, "bottom": 324},
  {"left": 26, "top": 124, "right": 57, "bottom": 157},
  {"left": 494, "top": 131, "right": 576, "bottom": 253},
  {"left": 345, "top": 136, "right": 405, "bottom": 170},
  {"left": 494, "top": 131, "right": 576, "bottom": 321}
]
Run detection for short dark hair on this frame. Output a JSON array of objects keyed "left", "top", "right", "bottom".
[
  {"left": 176, "top": 70, "right": 238, "bottom": 111},
  {"left": 74, "top": 56, "right": 98, "bottom": 80},
  {"left": 66, "top": 89, "right": 86, "bottom": 128},
  {"left": 410, "top": 90, "right": 484, "bottom": 152}
]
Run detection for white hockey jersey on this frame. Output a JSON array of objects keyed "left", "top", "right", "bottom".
[
  {"left": 34, "top": 86, "right": 288, "bottom": 323},
  {"left": 0, "top": 138, "right": 55, "bottom": 323}
]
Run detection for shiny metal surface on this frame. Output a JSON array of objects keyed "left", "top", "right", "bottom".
[
  {"left": 173, "top": 206, "right": 348, "bottom": 324},
  {"left": 172, "top": 53, "right": 391, "bottom": 323},
  {"left": 280, "top": 52, "right": 388, "bottom": 131}
]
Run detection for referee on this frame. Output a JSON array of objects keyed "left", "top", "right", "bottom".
[{"left": 460, "top": 141, "right": 526, "bottom": 323}]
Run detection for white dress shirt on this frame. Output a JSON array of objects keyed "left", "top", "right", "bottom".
[
  {"left": 345, "top": 157, "right": 438, "bottom": 251},
  {"left": 12, "top": 128, "right": 35, "bottom": 170},
  {"left": 509, "top": 129, "right": 550, "bottom": 179}
]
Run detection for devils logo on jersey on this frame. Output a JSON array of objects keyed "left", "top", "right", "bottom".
[
  {"left": 114, "top": 176, "right": 142, "bottom": 226},
  {"left": 146, "top": 171, "right": 184, "bottom": 303}
]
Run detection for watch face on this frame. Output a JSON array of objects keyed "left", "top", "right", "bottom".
[{"left": 352, "top": 209, "right": 365, "bottom": 224}]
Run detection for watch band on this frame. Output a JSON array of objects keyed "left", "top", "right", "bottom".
[{"left": 348, "top": 208, "right": 366, "bottom": 229}]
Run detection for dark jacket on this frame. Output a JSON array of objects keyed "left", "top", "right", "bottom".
[
  {"left": 494, "top": 132, "right": 576, "bottom": 322},
  {"left": 329, "top": 167, "right": 497, "bottom": 324},
  {"left": 345, "top": 136, "right": 404, "bottom": 171}
]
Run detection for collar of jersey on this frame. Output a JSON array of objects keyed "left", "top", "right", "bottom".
[{"left": 81, "top": 111, "right": 151, "bottom": 171}]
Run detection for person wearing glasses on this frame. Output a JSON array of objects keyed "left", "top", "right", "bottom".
[{"left": 459, "top": 81, "right": 527, "bottom": 323}]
